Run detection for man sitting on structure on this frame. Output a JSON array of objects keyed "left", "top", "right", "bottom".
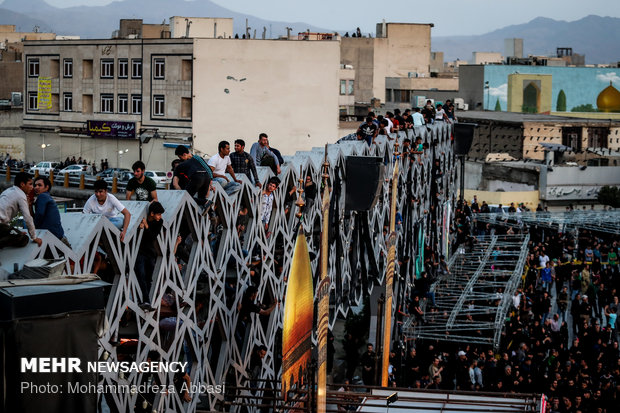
[
  {"left": 250, "top": 133, "right": 281, "bottom": 175},
  {"left": 33, "top": 176, "right": 70, "bottom": 247},
  {"left": 83, "top": 180, "right": 131, "bottom": 241},
  {"left": 172, "top": 145, "right": 214, "bottom": 210},
  {"left": 230, "top": 139, "right": 261, "bottom": 188},
  {"left": 126, "top": 160, "right": 158, "bottom": 202},
  {"left": 0, "top": 172, "right": 42, "bottom": 248},
  {"left": 208, "top": 140, "right": 242, "bottom": 196}
]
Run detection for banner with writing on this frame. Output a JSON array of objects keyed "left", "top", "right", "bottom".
[
  {"left": 87, "top": 121, "right": 136, "bottom": 139},
  {"left": 37, "top": 77, "right": 52, "bottom": 110}
]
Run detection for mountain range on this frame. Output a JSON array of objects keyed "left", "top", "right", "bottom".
[{"left": 1, "top": 0, "right": 618, "bottom": 64}]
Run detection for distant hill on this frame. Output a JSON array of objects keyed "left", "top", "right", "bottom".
[
  {"left": 0, "top": 0, "right": 330, "bottom": 39},
  {"left": 1, "top": 1, "right": 618, "bottom": 65},
  {"left": 0, "top": 8, "right": 53, "bottom": 34},
  {"left": 432, "top": 15, "right": 620, "bottom": 65}
]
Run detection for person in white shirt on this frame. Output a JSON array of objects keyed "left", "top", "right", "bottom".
[
  {"left": 208, "top": 140, "right": 242, "bottom": 196},
  {"left": 0, "top": 172, "right": 42, "bottom": 247},
  {"left": 434, "top": 103, "right": 450, "bottom": 122},
  {"left": 411, "top": 107, "right": 425, "bottom": 126},
  {"left": 538, "top": 252, "right": 550, "bottom": 268},
  {"left": 83, "top": 179, "right": 131, "bottom": 241}
]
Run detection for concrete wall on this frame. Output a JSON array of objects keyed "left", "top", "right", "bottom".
[
  {"left": 341, "top": 23, "right": 432, "bottom": 105},
  {"left": 170, "top": 17, "right": 233, "bottom": 39},
  {"left": 384, "top": 24, "right": 431, "bottom": 79},
  {"left": 0, "top": 107, "right": 25, "bottom": 159},
  {"left": 541, "top": 165, "right": 620, "bottom": 201},
  {"left": 430, "top": 51, "right": 444, "bottom": 74},
  {"left": 472, "top": 52, "right": 503, "bottom": 64},
  {"left": 340, "top": 37, "right": 376, "bottom": 104},
  {"left": 193, "top": 38, "right": 340, "bottom": 157},
  {"left": 457, "top": 118, "right": 523, "bottom": 159},
  {"left": 458, "top": 65, "right": 485, "bottom": 110},
  {"left": 464, "top": 189, "right": 540, "bottom": 209},
  {"left": 0, "top": 62, "right": 22, "bottom": 99}
]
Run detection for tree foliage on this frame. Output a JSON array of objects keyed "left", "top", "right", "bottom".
[
  {"left": 494, "top": 98, "right": 502, "bottom": 111},
  {"left": 597, "top": 186, "right": 620, "bottom": 208},
  {"left": 571, "top": 103, "right": 597, "bottom": 112},
  {"left": 556, "top": 90, "right": 567, "bottom": 111}
]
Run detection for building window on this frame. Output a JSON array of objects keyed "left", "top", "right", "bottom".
[
  {"left": 118, "top": 59, "right": 128, "bottom": 78},
  {"left": 83, "top": 59, "right": 93, "bottom": 79},
  {"left": 82, "top": 94, "right": 93, "bottom": 114},
  {"left": 63, "top": 93, "right": 73, "bottom": 111},
  {"left": 587, "top": 127, "right": 609, "bottom": 148},
  {"left": 28, "top": 92, "right": 38, "bottom": 110},
  {"left": 131, "top": 59, "right": 142, "bottom": 79},
  {"left": 348, "top": 80, "right": 354, "bottom": 95},
  {"left": 28, "top": 58, "right": 40, "bottom": 77},
  {"left": 100, "top": 59, "right": 114, "bottom": 78},
  {"left": 101, "top": 94, "right": 114, "bottom": 113},
  {"left": 153, "top": 58, "right": 165, "bottom": 79},
  {"left": 118, "top": 94, "right": 128, "bottom": 114},
  {"left": 131, "top": 95, "right": 142, "bottom": 114},
  {"left": 562, "top": 127, "right": 582, "bottom": 152},
  {"left": 181, "top": 97, "right": 191, "bottom": 118},
  {"left": 153, "top": 95, "right": 165, "bottom": 116},
  {"left": 63, "top": 59, "right": 73, "bottom": 78},
  {"left": 340, "top": 80, "right": 346, "bottom": 95}
]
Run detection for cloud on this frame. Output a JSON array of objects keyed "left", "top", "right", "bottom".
[
  {"left": 596, "top": 72, "right": 620, "bottom": 84},
  {"left": 488, "top": 83, "right": 508, "bottom": 101}
]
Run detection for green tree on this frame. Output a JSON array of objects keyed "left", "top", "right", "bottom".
[
  {"left": 494, "top": 98, "right": 502, "bottom": 111},
  {"left": 571, "top": 103, "right": 597, "bottom": 112},
  {"left": 556, "top": 90, "right": 567, "bottom": 111},
  {"left": 597, "top": 186, "right": 620, "bottom": 208}
]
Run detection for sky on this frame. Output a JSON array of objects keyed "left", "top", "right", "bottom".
[{"left": 40, "top": 0, "right": 620, "bottom": 36}]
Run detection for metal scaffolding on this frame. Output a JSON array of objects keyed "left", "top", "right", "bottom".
[
  {"left": 403, "top": 234, "right": 530, "bottom": 348},
  {"left": 474, "top": 210, "right": 620, "bottom": 235}
]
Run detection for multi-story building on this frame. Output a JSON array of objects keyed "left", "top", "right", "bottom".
[
  {"left": 23, "top": 38, "right": 194, "bottom": 169},
  {"left": 21, "top": 22, "right": 340, "bottom": 169}
]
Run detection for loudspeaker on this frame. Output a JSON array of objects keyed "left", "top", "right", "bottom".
[
  {"left": 345, "top": 156, "right": 384, "bottom": 211},
  {"left": 1, "top": 281, "right": 107, "bottom": 413},
  {"left": 453, "top": 122, "right": 478, "bottom": 155}
]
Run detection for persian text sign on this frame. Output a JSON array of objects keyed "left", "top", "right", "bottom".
[
  {"left": 87, "top": 121, "right": 136, "bottom": 139},
  {"left": 37, "top": 77, "right": 52, "bottom": 110}
]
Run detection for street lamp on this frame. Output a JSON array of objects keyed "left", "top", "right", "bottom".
[
  {"left": 117, "top": 148, "right": 128, "bottom": 167},
  {"left": 138, "top": 128, "right": 159, "bottom": 162},
  {"left": 41, "top": 143, "right": 50, "bottom": 161}
]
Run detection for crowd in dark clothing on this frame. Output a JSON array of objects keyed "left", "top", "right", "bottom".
[{"left": 341, "top": 198, "right": 618, "bottom": 413}]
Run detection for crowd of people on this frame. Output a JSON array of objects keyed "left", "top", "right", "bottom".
[
  {"left": 348, "top": 100, "right": 457, "bottom": 146},
  {"left": 337, "top": 198, "right": 618, "bottom": 412}
]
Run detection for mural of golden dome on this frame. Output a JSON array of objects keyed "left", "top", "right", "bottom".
[{"left": 597, "top": 81, "right": 620, "bottom": 112}]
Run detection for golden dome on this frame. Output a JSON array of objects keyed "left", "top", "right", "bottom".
[{"left": 597, "top": 82, "right": 620, "bottom": 112}]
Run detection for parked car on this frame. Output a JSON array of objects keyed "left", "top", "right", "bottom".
[
  {"left": 29, "top": 161, "right": 60, "bottom": 175},
  {"left": 58, "top": 164, "right": 92, "bottom": 176},
  {"left": 145, "top": 170, "right": 171, "bottom": 188},
  {"left": 96, "top": 168, "right": 130, "bottom": 179},
  {"left": 103, "top": 171, "right": 133, "bottom": 185}
]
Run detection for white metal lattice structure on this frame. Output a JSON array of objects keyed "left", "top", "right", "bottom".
[
  {"left": 0, "top": 124, "right": 455, "bottom": 412},
  {"left": 403, "top": 234, "right": 530, "bottom": 349}
]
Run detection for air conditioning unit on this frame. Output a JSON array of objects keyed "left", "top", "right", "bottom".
[{"left": 454, "top": 98, "right": 466, "bottom": 110}]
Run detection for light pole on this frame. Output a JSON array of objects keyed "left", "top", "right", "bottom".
[
  {"left": 117, "top": 148, "right": 128, "bottom": 167},
  {"left": 41, "top": 143, "right": 49, "bottom": 161}
]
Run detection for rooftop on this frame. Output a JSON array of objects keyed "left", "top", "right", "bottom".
[{"left": 459, "top": 110, "right": 620, "bottom": 126}]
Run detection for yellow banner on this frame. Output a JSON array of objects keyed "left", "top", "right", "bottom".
[
  {"left": 317, "top": 171, "right": 331, "bottom": 413},
  {"left": 282, "top": 227, "right": 314, "bottom": 399},
  {"left": 37, "top": 77, "right": 52, "bottom": 110}
]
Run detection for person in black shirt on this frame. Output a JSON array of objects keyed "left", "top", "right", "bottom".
[
  {"left": 356, "top": 116, "right": 378, "bottom": 146},
  {"left": 230, "top": 139, "right": 261, "bottom": 187},
  {"left": 360, "top": 343, "right": 376, "bottom": 386},
  {"left": 173, "top": 146, "right": 213, "bottom": 208},
  {"left": 135, "top": 201, "right": 165, "bottom": 310}
]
